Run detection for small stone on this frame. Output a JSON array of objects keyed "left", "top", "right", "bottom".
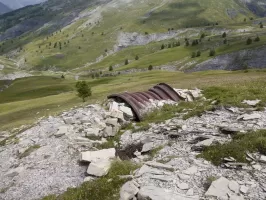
[
  {"left": 84, "top": 176, "right": 94, "bottom": 182},
  {"left": 106, "top": 118, "right": 118, "bottom": 126},
  {"left": 229, "top": 194, "right": 244, "bottom": 200},
  {"left": 240, "top": 185, "right": 249, "bottom": 194},
  {"left": 178, "top": 174, "right": 190, "bottom": 180},
  {"left": 183, "top": 166, "right": 198, "bottom": 175},
  {"left": 237, "top": 113, "right": 261, "bottom": 121},
  {"left": 178, "top": 182, "right": 189, "bottom": 190},
  {"left": 186, "top": 188, "right": 194, "bottom": 196},
  {"left": 119, "top": 106, "right": 134, "bottom": 118},
  {"left": 54, "top": 126, "right": 69, "bottom": 137},
  {"left": 135, "top": 165, "right": 166, "bottom": 177},
  {"left": 103, "top": 126, "right": 114, "bottom": 137},
  {"left": 182, "top": 125, "right": 187, "bottom": 131},
  {"left": 85, "top": 128, "right": 100, "bottom": 137},
  {"left": 145, "top": 161, "right": 174, "bottom": 171},
  {"left": 205, "top": 177, "right": 231, "bottom": 199},
  {"left": 120, "top": 180, "right": 139, "bottom": 200},
  {"left": 259, "top": 155, "right": 266, "bottom": 163},
  {"left": 242, "top": 100, "right": 261, "bottom": 106},
  {"left": 81, "top": 148, "right": 116, "bottom": 163},
  {"left": 141, "top": 142, "right": 154, "bottom": 153},
  {"left": 228, "top": 180, "right": 239, "bottom": 193},
  {"left": 64, "top": 117, "right": 75, "bottom": 124},
  {"left": 109, "top": 101, "right": 119, "bottom": 112},
  {"left": 219, "top": 126, "right": 240, "bottom": 135},
  {"left": 110, "top": 110, "right": 124, "bottom": 120},
  {"left": 195, "top": 138, "right": 214, "bottom": 147},
  {"left": 252, "top": 164, "right": 262, "bottom": 171},
  {"left": 80, "top": 117, "right": 91, "bottom": 123},
  {"left": 150, "top": 175, "right": 172, "bottom": 182},
  {"left": 87, "top": 159, "right": 111, "bottom": 177}
]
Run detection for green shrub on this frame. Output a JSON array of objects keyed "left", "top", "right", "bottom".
[
  {"left": 75, "top": 81, "right": 92, "bottom": 102},
  {"left": 43, "top": 161, "right": 140, "bottom": 200},
  {"left": 199, "top": 130, "right": 266, "bottom": 165}
]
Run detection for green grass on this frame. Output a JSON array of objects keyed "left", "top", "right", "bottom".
[
  {"left": 136, "top": 101, "right": 214, "bottom": 129},
  {"left": 18, "top": 145, "right": 41, "bottom": 159},
  {"left": 204, "top": 78, "right": 266, "bottom": 107},
  {"left": 199, "top": 130, "right": 266, "bottom": 166},
  {"left": 0, "top": 76, "right": 75, "bottom": 104},
  {"left": 43, "top": 160, "right": 139, "bottom": 200}
]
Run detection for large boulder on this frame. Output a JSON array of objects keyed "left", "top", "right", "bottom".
[{"left": 80, "top": 148, "right": 116, "bottom": 162}]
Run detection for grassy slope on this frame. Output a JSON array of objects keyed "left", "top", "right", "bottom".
[
  {"left": 1, "top": 70, "right": 266, "bottom": 131},
  {"left": 76, "top": 25, "right": 266, "bottom": 72}
]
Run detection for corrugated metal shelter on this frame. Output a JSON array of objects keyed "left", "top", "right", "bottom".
[{"left": 108, "top": 83, "right": 184, "bottom": 121}]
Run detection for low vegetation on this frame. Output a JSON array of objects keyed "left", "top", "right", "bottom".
[
  {"left": 75, "top": 81, "right": 92, "bottom": 102},
  {"left": 42, "top": 160, "right": 139, "bottom": 200},
  {"left": 199, "top": 130, "right": 266, "bottom": 166},
  {"left": 136, "top": 101, "right": 214, "bottom": 130},
  {"left": 204, "top": 79, "right": 266, "bottom": 108}
]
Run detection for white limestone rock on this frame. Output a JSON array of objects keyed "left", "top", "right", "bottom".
[
  {"left": 135, "top": 165, "right": 167, "bottom": 177},
  {"left": 106, "top": 118, "right": 118, "bottom": 126},
  {"left": 81, "top": 148, "right": 116, "bottom": 162},
  {"left": 63, "top": 117, "right": 75, "bottom": 124},
  {"left": 141, "top": 142, "right": 154, "bottom": 153},
  {"left": 259, "top": 155, "right": 266, "bottom": 163},
  {"left": 87, "top": 159, "right": 111, "bottom": 177},
  {"left": 109, "top": 101, "right": 119, "bottom": 112},
  {"left": 242, "top": 100, "right": 261, "bottom": 106},
  {"left": 120, "top": 180, "right": 140, "bottom": 200},
  {"left": 103, "top": 126, "right": 114, "bottom": 137},
  {"left": 54, "top": 126, "right": 70, "bottom": 137},
  {"left": 240, "top": 185, "right": 249, "bottom": 194},
  {"left": 178, "top": 182, "right": 189, "bottom": 190},
  {"left": 205, "top": 177, "right": 231, "bottom": 199},
  {"left": 137, "top": 186, "right": 199, "bottom": 200},
  {"left": 228, "top": 180, "right": 239, "bottom": 193},
  {"left": 110, "top": 110, "right": 124, "bottom": 120},
  {"left": 183, "top": 166, "right": 198, "bottom": 175},
  {"left": 237, "top": 113, "right": 261, "bottom": 121},
  {"left": 85, "top": 128, "right": 100, "bottom": 137},
  {"left": 178, "top": 174, "right": 190, "bottom": 180},
  {"left": 145, "top": 161, "right": 174, "bottom": 171},
  {"left": 119, "top": 106, "right": 134, "bottom": 118}
]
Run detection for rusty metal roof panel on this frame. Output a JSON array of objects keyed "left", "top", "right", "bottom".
[
  {"left": 107, "top": 83, "right": 182, "bottom": 121},
  {"left": 148, "top": 87, "right": 169, "bottom": 100},
  {"left": 158, "top": 83, "right": 185, "bottom": 101}
]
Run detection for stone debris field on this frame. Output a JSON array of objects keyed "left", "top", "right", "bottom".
[{"left": 0, "top": 88, "right": 265, "bottom": 200}]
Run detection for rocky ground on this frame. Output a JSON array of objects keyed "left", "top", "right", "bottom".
[
  {"left": 0, "top": 91, "right": 265, "bottom": 200},
  {"left": 119, "top": 106, "right": 266, "bottom": 200}
]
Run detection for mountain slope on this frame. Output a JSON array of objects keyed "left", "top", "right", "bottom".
[
  {"left": 0, "top": 0, "right": 265, "bottom": 73},
  {"left": 238, "top": 0, "right": 266, "bottom": 17},
  {"left": 0, "top": 0, "right": 46, "bottom": 10},
  {"left": 0, "top": 2, "right": 11, "bottom": 14}
]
